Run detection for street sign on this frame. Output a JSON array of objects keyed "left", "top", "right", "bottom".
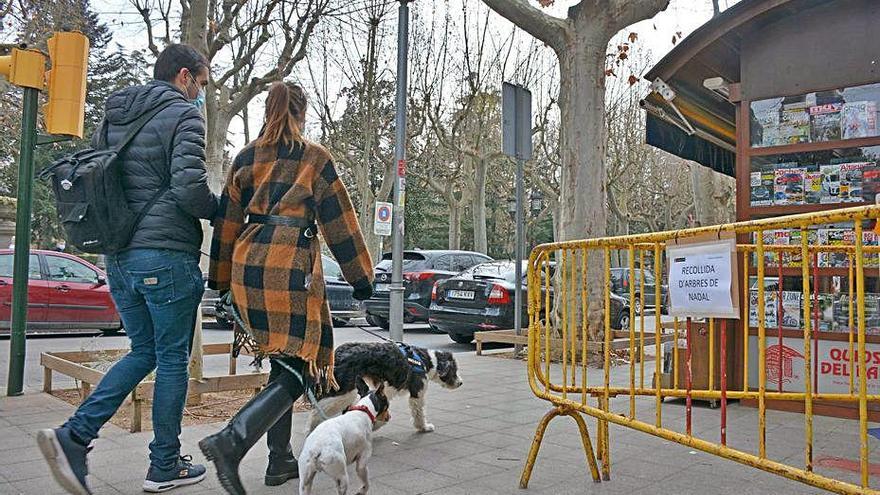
[
  {"left": 666, "top": 236, "right": 739, "bottom": 319},
  {"left": 374, "top": 201, "right": 393, "bottom": 237},
  {"left": 502, "top": 82, "right": 532, "bottom": 161}
]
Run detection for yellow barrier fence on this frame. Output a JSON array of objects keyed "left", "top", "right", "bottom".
[{"left": 521, "top": 204, "right": 880, "bottom": 494}]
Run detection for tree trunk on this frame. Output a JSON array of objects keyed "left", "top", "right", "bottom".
[
  {"left": 556, "top": 26, "right": 609, "bottom": 342},
  {"left": 205, "top": 110, "right": 233, "bottom": 192},
  {"left": 449, "top": 202, "right": 462, "bottom": 250},
  {"left": 472, "top": 158, "right": 488, "bottom": 253},
  {"left": 690, "top": 164, "right": 734, "bottom": 226}
]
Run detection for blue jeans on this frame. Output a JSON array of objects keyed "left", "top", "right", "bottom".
[{"left": 64, "top": 249, "right": 204, "bottom": 471}]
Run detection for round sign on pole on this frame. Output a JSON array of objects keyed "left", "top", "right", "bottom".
[{"left": 374, "top": 201, "right": 393, "bottom": 237}]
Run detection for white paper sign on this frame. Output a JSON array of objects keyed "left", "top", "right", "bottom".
[
  {"left": 373, "top": 202, "right": 393, "bottom": 237},
  {"left": 667, "top": 237, "right": 738, "bottom": 319}
]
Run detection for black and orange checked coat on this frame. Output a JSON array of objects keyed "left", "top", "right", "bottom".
[{"left": 208, "top": 139, "right": 373, "bottom": 378}]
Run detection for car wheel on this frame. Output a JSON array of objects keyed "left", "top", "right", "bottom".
[
  {"left": 366, "top": 314, "right": 389, "bottom": 330},
  {"left": 449, "top": 333, "right": 474, "bottom": 344},
  {"left": 615, "top": 311, "right": 630, "bottom": 331},
  {"left": 333, "top": 318, "right": 350, "bottom": 328}
]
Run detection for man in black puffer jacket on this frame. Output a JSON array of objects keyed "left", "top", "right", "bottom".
[{"left": 38, "top": 44, "right": 218, "bottom": 495}]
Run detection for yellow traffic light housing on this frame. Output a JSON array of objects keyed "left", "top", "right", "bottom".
[
  {"left": 0, "top": 48, "right": 47, "bottom": 90},
  {"left": 44, "top": 31, "right": 89, "bottom": 138}
]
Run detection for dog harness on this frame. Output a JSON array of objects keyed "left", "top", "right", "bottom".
[
  {"left": 397, "top": 343, "right": 426, "bottom": 374},
  {"left": 346, "top": 405, "right": 377, "bottom": 423}
]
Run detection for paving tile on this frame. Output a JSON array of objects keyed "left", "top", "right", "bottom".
[{"left": 374, "top": 467, "right": 458, "bottom": 493}]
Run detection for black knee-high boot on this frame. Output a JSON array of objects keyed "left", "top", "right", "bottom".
[
  {"left": 199, "top": 359, "right": 304, "bottom": 495},
  {"left": 264, "top": 405, "right": 298, "bottom": 486}
]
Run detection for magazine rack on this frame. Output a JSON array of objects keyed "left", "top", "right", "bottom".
[{"left": 641, "top": 0, "right": 880, "bottom": 420}]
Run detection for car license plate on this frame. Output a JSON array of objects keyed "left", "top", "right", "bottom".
[
  {"left": 447, "top": 290, "right": 474, "bottom": 300},
  {"left": 376, "top": 283, "right": 390, "bottom": 292}
]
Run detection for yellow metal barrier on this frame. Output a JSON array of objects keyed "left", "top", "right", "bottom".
[{"left": 521, "top": 205, "right": 880, "bottom": 494}]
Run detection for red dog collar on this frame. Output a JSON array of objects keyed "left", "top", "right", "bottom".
[{"left": 346, "top": 405, "right": 377, "bottom": 423}]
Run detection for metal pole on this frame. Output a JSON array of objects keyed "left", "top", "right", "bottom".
[
  {"left": 389, "top": 0, "right": 410, "bottom": 343},
  {"left": 7, "top": 87, "right": 39, "bottom": 396},
  {"left": 514, "top": 158, "right": 524, "bottom": 355}
]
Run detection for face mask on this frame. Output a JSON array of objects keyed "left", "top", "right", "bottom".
[
  {"left": 194, "top": 89, "right": 206, "bottom": 110},
  {"left": 187, "top": 73, "right": 205, "bottom": 109}
]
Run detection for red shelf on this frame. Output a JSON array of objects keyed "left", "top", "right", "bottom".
[{"left": 749, "top": 135, "right": 880, "bottom": 156}]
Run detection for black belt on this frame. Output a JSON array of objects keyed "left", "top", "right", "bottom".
[{"left": 246, "top": 214, "right": 317, "bottom": 237}]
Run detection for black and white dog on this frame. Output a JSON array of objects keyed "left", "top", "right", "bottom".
[{"left": 310, "top": 342, "right": 462, "bottom": 433}]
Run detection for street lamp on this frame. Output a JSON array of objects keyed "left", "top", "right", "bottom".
[
  {"left": 529, "top": 190, "right": 543, "bottom": 216},
  {"left": 507, "top": 196, "right": 517, "bottom": 219}
]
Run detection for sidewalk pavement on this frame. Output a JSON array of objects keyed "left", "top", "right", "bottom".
[{"left": 0, "top": 351, "right": 855, "bottom": 494}]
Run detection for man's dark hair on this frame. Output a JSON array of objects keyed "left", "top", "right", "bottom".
[{"left": 153, "top": 44, "right": 209, "bottom": 82}]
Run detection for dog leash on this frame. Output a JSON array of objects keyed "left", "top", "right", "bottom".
[
  {"left": 222, "top": 292, "right": 330, "bottom": 422},
  {"left": 354, "top": 325, "right": 396, "bottom": 343}
]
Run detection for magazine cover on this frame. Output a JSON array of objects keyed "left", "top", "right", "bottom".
[
  {"left": 820, "top": 164, "right": 841, "bottom": 204},
  {"left": 804, "top": 171, "right": 823, "bottom": 204},
  {"left": 750, "top": 171, "right": 772, "bottom": 206},
  {"left": 780, "top": 102, "right": 810, "bottom": 144},
  {"left": 749, "top": 290, "right": 778, "bottom": 328},
  {"left": 818, "top": 229, "right": 852, "bottom": 268},
  {"left": 841, "top": 101, "right": 878, "bottom": 139},
  {"left": 865, "top": 230, "right": 880, "bottom": 268},
  {"left": 781, "top": 291, "right": 802, "bottom": 329},
  {"left": 839, "top": 162, "right": 867, "bottom": 203},
  {"left": 863, "top": 163, "right": 880, "bottom": 203},
  {"left": 774, "top": 168, "right": 805, "bottom": 205},
  {"left": 787, "top": 229, "right": 818, "bottom": 267},
  {"left": 810, "top": 102, "right": 843, "bottom": 142}
]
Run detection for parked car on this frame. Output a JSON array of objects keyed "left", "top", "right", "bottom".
[
  {"left": 364, "top": 250, "right": 493, "bottom": 329},
  {"left": 321, "top": 255, "right": 365, "bottom": 327},
  {"left": 0, "top": 249, "right": 120, "bottom": 335},
  {"left": 609, "top": 267, "right": 668, "bottom": 314},
  {"left": 201, "top": 255, "right": 362, "bottom": 328},
  {"left": 429, "top": 261, "right": 631, "bottom": 344}
]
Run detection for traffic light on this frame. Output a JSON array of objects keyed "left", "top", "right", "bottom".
[
  {"left": 44, "top": 31, "right": 89, "bottom": 138},
  {"left": 0, "top": 47, "right": 46, "bottom": 90}
]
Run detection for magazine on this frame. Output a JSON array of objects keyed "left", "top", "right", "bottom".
[
  {"left": 820, "top": 164, "right": 841, "bottom": 204},
  {"left": 810, "top": 102, "right": 843, "bottom": 142},
  {"left": 787, "top": 229, "right": 818, "bottom": 267},
  {"left": 780, "top": 103, "right": 810, "bottom": 144},
  {"left": 774, "top": 168, "right": 805, "bottom": 205},
  {"left": 818, "top": 229, "right": 853, "bottom": 268},
  {"left": 750, "top": 171, "right": 772, "bottom": 206},
  {"left": 863, "top": 163, "right": 880, "bottom": 203},
  {"left": 839, "top": 162, "right": 867, "bottom": 203},
  {"left": 749, "top": 290, "right": 802, "bottom": 329},
  {"left": 804, "top": 171, "right": 823, "bottom": 204},
  {"left": 841, "top": 101, "right": 878, "bottom": 139}
]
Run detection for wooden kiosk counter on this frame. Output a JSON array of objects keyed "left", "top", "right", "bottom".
[{"left": 641, "top": 0, "right": 880, "bottom": 419}]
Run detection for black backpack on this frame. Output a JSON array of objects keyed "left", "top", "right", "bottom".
[{"left": 39, "top": 101, "right": 174, "bottom": 254}]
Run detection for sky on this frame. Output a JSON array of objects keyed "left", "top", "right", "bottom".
[{"left": 87, "top": 0, "right": 737, "bottom": 150}]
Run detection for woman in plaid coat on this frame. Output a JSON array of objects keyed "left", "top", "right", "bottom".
[{"left": 199, "top": 82, "right": 374, "bottom": 495}]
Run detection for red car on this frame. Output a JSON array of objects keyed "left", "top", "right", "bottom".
[{"left": 0, "top": 249, "right": 121, "bottom": 335}]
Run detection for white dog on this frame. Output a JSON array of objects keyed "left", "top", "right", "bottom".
[{"left": 298, "top": 385, "right": 390, "bottom": 495}]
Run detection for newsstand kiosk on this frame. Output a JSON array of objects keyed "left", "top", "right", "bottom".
[{"left": 642, "top": 0, "right": 880, "bottom": 420}]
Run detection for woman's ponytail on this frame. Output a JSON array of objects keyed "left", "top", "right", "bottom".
[{"left": 258, "top": 81, "right": 305, "bottom": 148}]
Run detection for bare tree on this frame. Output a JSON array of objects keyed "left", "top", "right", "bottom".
[
  {"left": 132, "top": 0, "right": 335, "bottom": 188},
  {"left": 481, "top": 0, "right": 670, "bottom": 341}
]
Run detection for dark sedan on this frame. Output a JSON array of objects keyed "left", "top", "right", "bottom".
[
  {"left": 428, "top": 261, "right": 631, "bottom": 344},
  {"left": 609, "top": 267, "right": 668, "bottom": 314},
  {"left": 364, "top": 250, "right": 493, "bottom": 329},
  {"left": 202, "top": 255, "right": 363, "bottom": 328}
]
